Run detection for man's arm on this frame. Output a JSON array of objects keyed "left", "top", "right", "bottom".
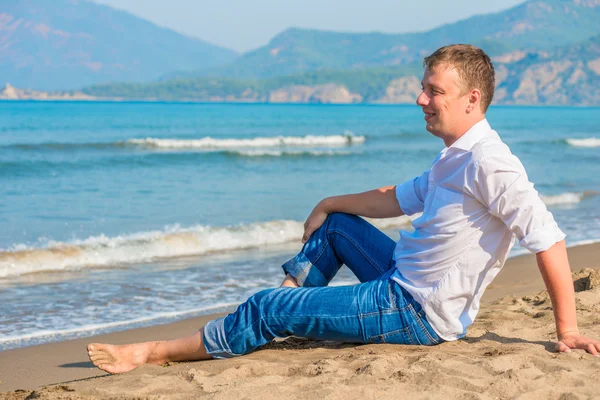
[
  {"left": 302, "top": 186, "right": 403, "bottom": 243},
  {"left": 536, "top": 240, "right": 600, "bottom": 356},
  {"left": 472, "top": 156, "right": 599, "bottom": 355}
]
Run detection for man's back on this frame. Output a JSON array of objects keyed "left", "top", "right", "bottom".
[{"left": 393, "top": 119, "right": 565, "bottom": 341}]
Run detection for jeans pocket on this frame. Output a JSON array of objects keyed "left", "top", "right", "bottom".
[
  {"left": 406, "top": 304, "right": 441, "bottom": 346},
  {"left": 368, "top": 326, "right": 415, "bottom": 345}
]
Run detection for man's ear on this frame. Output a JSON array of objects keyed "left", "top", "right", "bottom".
[{"left": 466, "top": 89, "right": 481, "bottom": 113}]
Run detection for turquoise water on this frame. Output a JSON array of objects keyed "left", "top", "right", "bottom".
[{"left": 1, "top": 101, "right": 599, "bottom": 350}]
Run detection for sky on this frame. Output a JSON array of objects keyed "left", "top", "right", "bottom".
[{"left": 92, "top": 0, "right": 527, "bottom": 53}]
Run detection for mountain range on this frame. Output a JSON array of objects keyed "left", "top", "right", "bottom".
[
  {"left": 2, "top": 0, "right": 600, "bottom": 105},
  {"left": 73, "top": 33, "right": 600, "bottom": 106},
  {"left": 0, "top": 0, "right": 238, "bottom": 90},
  {"left": 188, "top": 0, "right": 600, "bottom": 80}
]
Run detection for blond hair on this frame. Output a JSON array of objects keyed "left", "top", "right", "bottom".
[{"left": 423, "top": 44, "right": 495, "bottom": 112}]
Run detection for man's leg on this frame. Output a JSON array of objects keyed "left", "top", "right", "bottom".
[
  {"left": 205, "top": 271, "right": 421, "bottom": 359},
  {"left": 281, "top": 213, "right": 396, "bottom": 287},
  {"left": 88, "top": 276, "right": 397, "bottom": 371},
  {"left": 280, "top": 273, "right": 299, "bottom": 288},
  {"left": 87, "top": 328, "right": 211, "bottom": 374},
  {"left": 88, "top": 214, "right": 399, "bottom": 372}
]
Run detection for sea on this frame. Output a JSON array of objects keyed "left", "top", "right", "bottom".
[{"left": 1, "top": 101, "right": 599, "bottom": 352}]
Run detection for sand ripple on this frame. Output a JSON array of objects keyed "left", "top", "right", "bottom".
[{"left": 4, "top": 270, "right": 600, "bottom": 400}]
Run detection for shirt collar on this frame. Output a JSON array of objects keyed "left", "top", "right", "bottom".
[{"left": 448, "top": 118, "right": 492, "bottom": 151}]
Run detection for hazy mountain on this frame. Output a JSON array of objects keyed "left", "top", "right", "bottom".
[
  {"left": 494, "top": 33, "right": 600, "bottom": 105},
  {"left": 4, "top": 0, "right": 599, "bottom": 104},
  {"left": 0, "top": 0, "right": 238, "bottom": 90},
  {"left": 199, "top": 0, "right": 600, "bottom": 79},
  {"left": 74, "top": 33, "right": 600, "bottom": 106}
]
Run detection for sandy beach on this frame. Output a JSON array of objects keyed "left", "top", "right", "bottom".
[{"left": 1, "top": 242, "right": 599, "bottom": 399}]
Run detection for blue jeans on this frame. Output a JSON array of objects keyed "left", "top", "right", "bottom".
[{"left": 203, "top": 213, "right": 442, "bottom": 358}]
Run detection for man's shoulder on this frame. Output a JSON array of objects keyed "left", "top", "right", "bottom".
[
  {"left": 470, "top": 130, "right": 515, "bottom": 163},
  {"left": 465, "top": 130, "right": 528, "bottom": 178},
  {"left": 469, "top": 133, "right": 529, "bottom": 179}
]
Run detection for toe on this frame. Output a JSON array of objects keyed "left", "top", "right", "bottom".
[
  {"left": 98, "top": 364, "right": 117, "bottom": 374},
  {"left": 90, "top": 354, "right": 106, "bottom": 362},
  {"left": 91, "top": 355, "right": 107, "bottom": 364}
]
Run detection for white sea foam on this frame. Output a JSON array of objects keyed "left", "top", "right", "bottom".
[
  {"left": 366, "top": 215, "right": 414, "bottom": 230},
  {"left": 0, "top": 302, "right": 238, "bottom": 347},
  {"left": 127, "top": 134, "right": 365, "bottom": 149},
  {"left": 1, "top": 188, "right": 592, "bottom": 279},
  {"left": 540, "top": 192, "right": 585, "bottom": 206},
  {"left": 230, "top": 149, "right": 353, "bottom": 157},
  {"left": 0, "top": 275, "right": 365, "bottom": 349},
  {"left": 566, "top": 137, "right": 600, "bottom": 148},
  {"left": 0, "top": 216, "right": 412, "bottom": 278},
  {"left": 0, "top": 221, "right": 304, "bottom": 278}
]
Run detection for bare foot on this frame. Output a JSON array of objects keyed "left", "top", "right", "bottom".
[
  {"left": 87, "top": 342, "right": 164, "bottom": 374},
  {"left": 280, "top": 273, "right": 300, "bottom": 288}
]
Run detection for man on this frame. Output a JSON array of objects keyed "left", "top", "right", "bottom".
[{"left": 88, "top": 45, "right": 599, "bottom": 373}]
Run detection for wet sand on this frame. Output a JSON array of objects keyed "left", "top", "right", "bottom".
[{"left": 1, "top": 243, "right": 599, "bottom": 399}]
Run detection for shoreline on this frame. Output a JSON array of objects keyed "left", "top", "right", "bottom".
[
  {"left": 1, "top": 242, "right": 599, "bottom": 393},
  {"left": 2, "top": 99, "right": 600, "bottom": 109}
]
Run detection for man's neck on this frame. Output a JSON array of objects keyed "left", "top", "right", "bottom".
[{"left": 442, "top": 116, "right": 486, "bottom": 147}]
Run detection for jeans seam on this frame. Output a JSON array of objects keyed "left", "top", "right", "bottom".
[
  {"left": 227, "top": 317, "right": 264, "bottom": 348},
  {"left": 270, "top": 314, "right": 356, "bottom": 320},
  {"left": 227, "top": 312, "right": 360, "bottom": 349},
  {"left": 408, "top": 304, "right": 438, "bottom": 345},
  {"left": 308, "top": 240, "right": 331, "bottom": 279},
  {"left": 327, "top": 228, "right": 386, "bottom": 276},
  {"left": 359, "top": 308, "right": 406, "bottom": 317},
  {"left": 406, "top": 325, "right": 418, "bottom": 345},
  {"left": 388, "top": 281, "right": 397, "bottom": 310},
  {"left": 370, "top": 326, "right": 411, "bottom": 344},
  {"left": 204, "top": 318, "right": 240, "bottom": 357},
  {"left": 206, "top": 348, "right": 244, "bottom": 357},
  {"left": 308, "top": 214, "right": 336, "bottom": 271}
]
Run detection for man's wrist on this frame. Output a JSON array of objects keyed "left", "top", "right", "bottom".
[
  {"left": 557, "top": 328, "right": 580, "bottom": 340},
  {"left": 319, "top": 197, "right": 334, "bottom": 214}
]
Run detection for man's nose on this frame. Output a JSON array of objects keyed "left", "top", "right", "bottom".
[{"left": 416, "top": 91, "right": 428, "bottom": 106}]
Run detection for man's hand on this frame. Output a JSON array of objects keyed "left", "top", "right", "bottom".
[
  {"left": 302, "top": 202, "right": 328, "bottom": 243},
  {"left": 556, "top": 332, "right": 600, "bottom": 357},
  {"left": 301, "top": 187, "right": 404, "bottom": 244},
  {"left": 536, "top": 240, "right": 600, "bottom": 357}
]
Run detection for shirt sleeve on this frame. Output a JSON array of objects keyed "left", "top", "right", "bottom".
[
  {"left": 396, "top": 170, "right": 429, "bottom": 216},
  {"left": 471, "top": 156, "right": 565, "bottom": 253}
]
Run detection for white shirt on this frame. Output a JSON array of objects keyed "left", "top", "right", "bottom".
[{"left": 393, "top": 119, "right": 565, "bottom": 341}]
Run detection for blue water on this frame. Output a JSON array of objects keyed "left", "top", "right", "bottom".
[{"left": 1, "top": 101, "right": 599, "bottom": 350}]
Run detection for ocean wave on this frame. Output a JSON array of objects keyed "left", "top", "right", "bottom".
[
  {"left": 127, "top": 134, "right": 365, "bottom": 149},
  {"left": 226, "top": 149, "right": 354, "bottom": 157},
  {"left": 3, "top": 134, "right": 366, "bottom": 154},
  {"left": 366, "top": 215, "right": 413, "bottom": 230},
  {"left": 5, "top": 142, "right": 118, "bottom": 151},
  {"left": 0, "top": 216, "right": 412, "bottom": 278},
  {"left": 565, "top": 138, "right": 600, "bottom": 148},
  {"left": 540, "top": 191, "right": 596, "bottom": 206},
  {"left": 0, "top": 302, "right": 239, "bottom": 349},
  {"left": 0, "top": 147, "right": 358, "bottom": 177}
]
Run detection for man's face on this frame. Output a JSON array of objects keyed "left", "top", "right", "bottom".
[{"left": 416, "top": 65, "right": 470, "bottom": 141}]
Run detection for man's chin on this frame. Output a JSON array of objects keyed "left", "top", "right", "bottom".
[
  {"left": 427, "top": 128, "right": 447, "bottom": 142},
  {"left": 425, "top": 124, "right": 440, "bottom": 136}
]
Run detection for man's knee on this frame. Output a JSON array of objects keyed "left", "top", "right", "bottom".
[
  {"left": 326, "top": 212, "right": 354, "bottom": 225},
  {"left": 246, "top": 288, "right": 274, "bottom": 313},
  {"left": 325, "top": 212, "right": 362, "bottom": 231},
  {"left": 245, "top": 288, "right": 290, "bottom": 316}
]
